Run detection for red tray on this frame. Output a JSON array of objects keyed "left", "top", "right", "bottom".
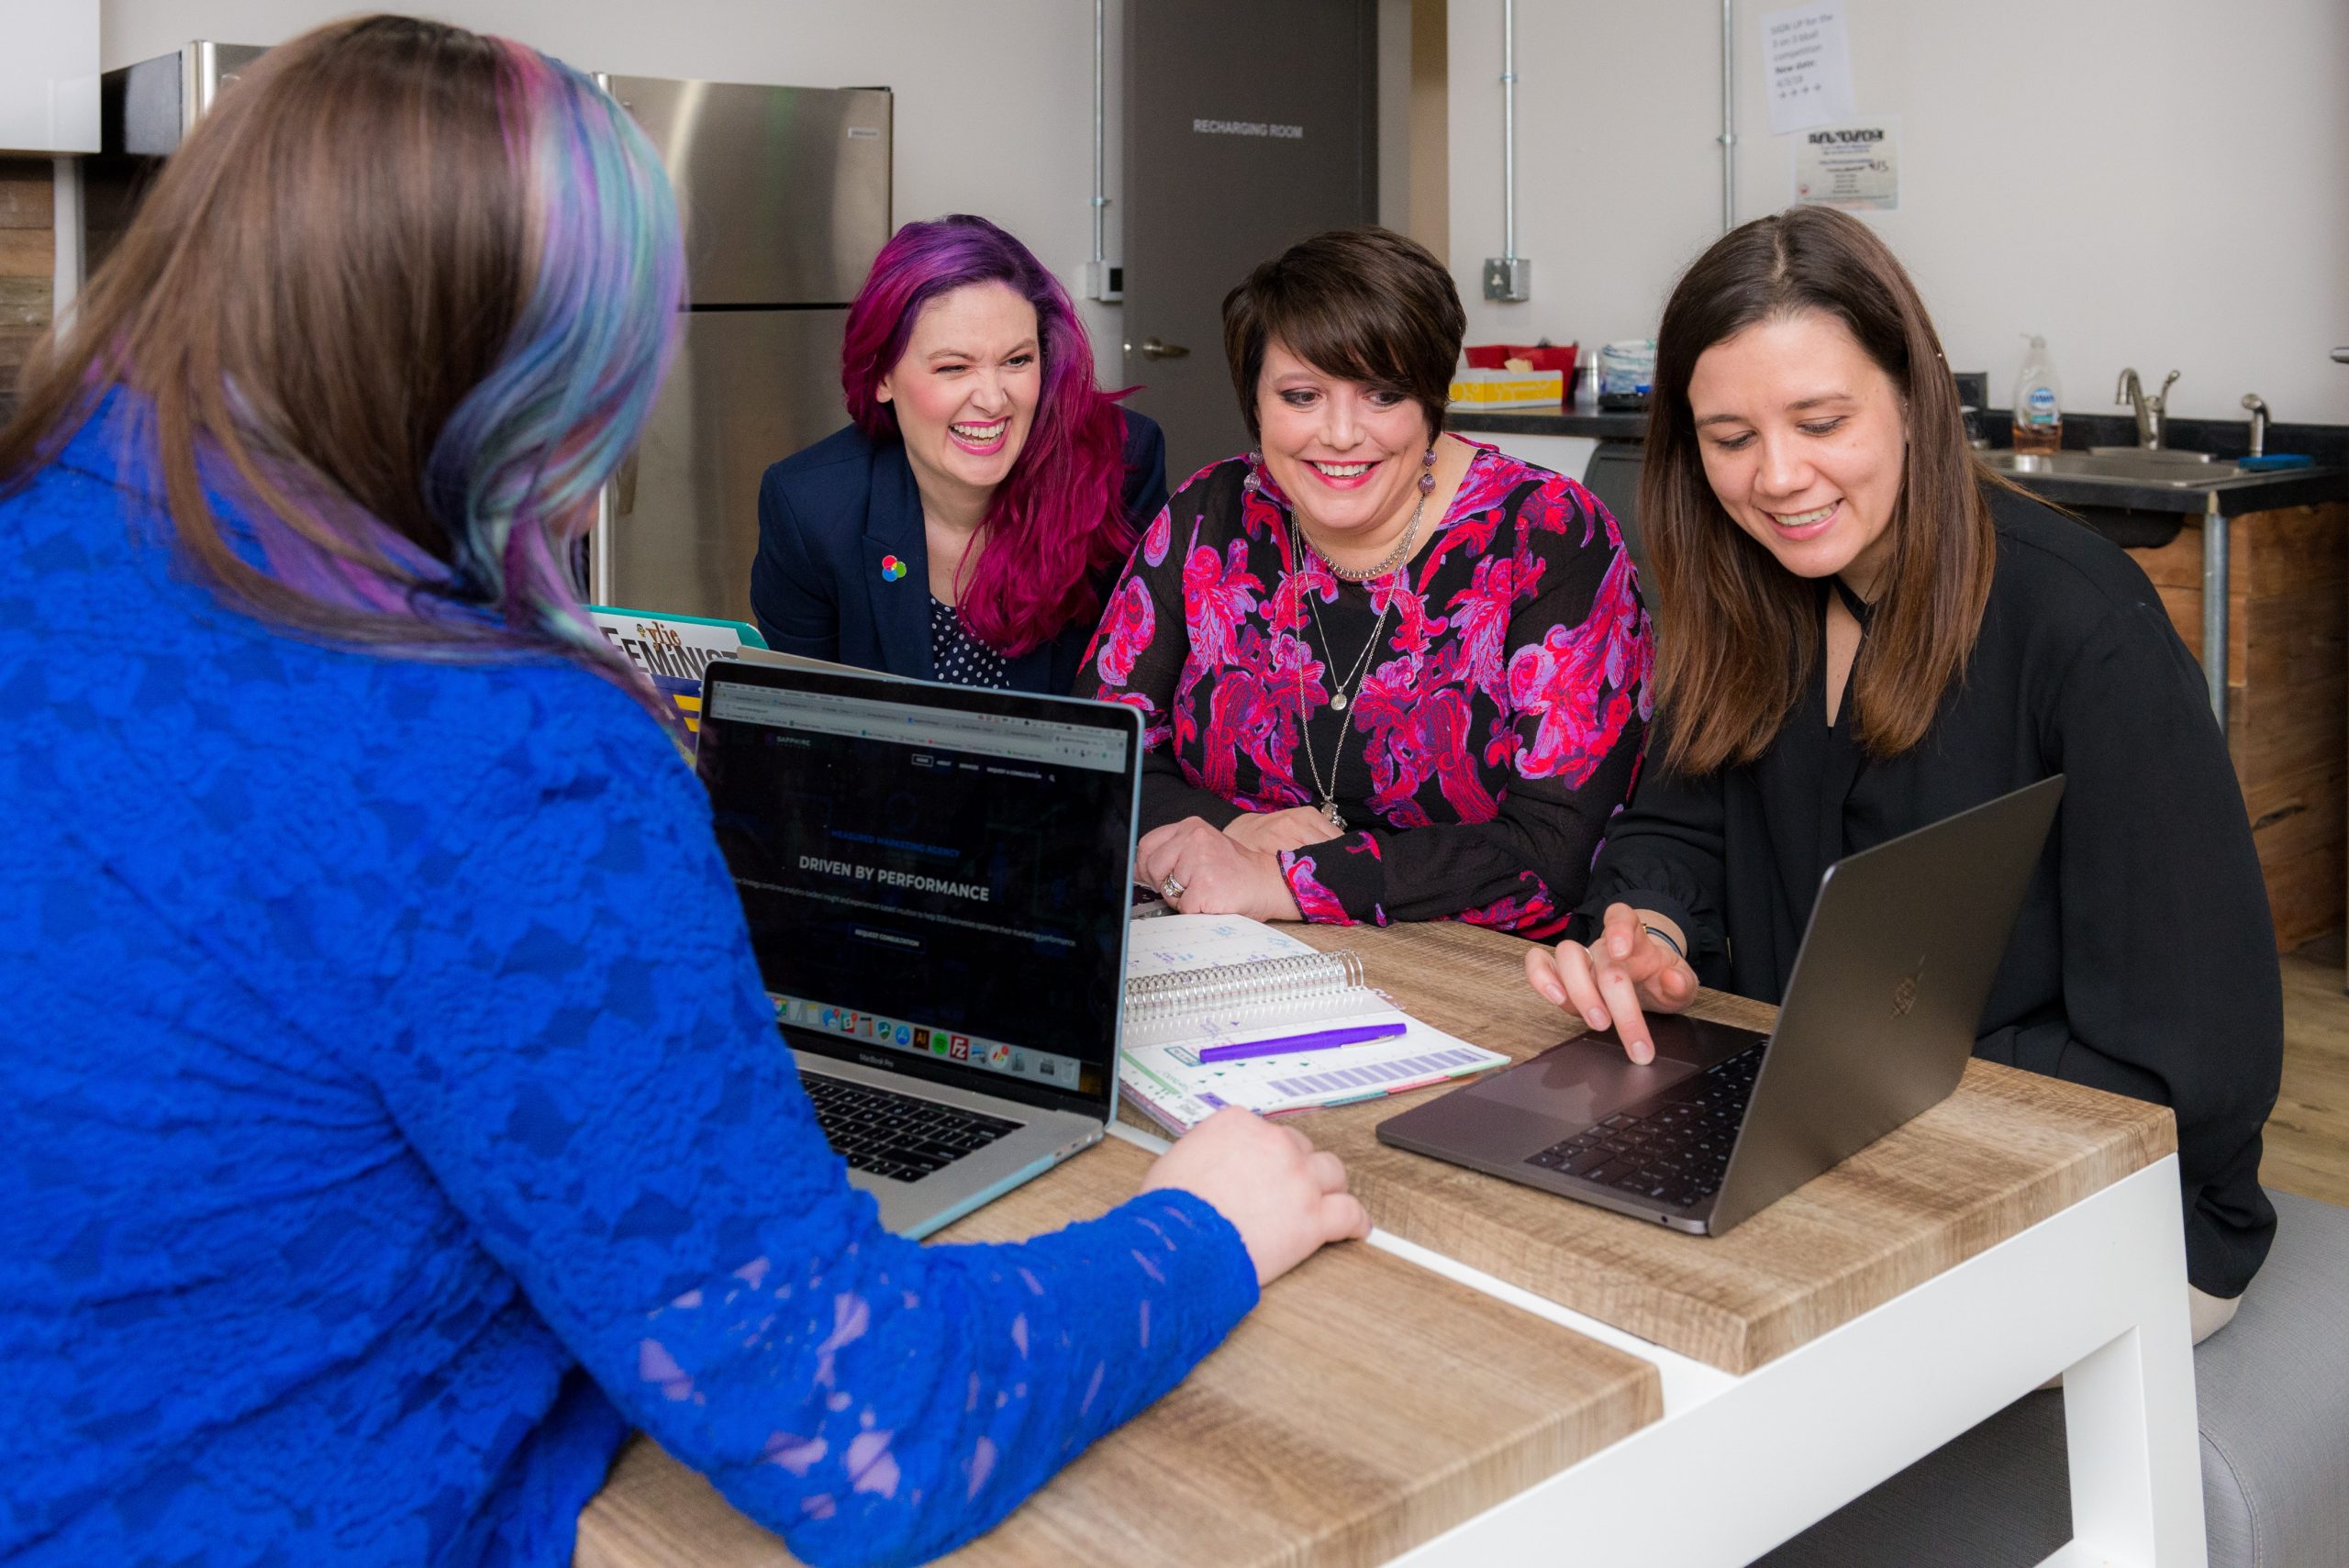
[{"left": 1464, "top": 342, "right": 1579, "bottom": 378}]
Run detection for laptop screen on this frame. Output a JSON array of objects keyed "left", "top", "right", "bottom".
[{"left": 696, "top": 662, "right": 1140, "bottom": 1117}]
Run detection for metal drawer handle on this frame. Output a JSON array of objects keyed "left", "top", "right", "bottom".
[{"left": 1139, "top": 337, "right": 1190, "bottom": 361}]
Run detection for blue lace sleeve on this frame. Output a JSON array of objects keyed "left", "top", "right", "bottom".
[{"left": 365, "top": 696, "right": 1258, "bottom": 1568}]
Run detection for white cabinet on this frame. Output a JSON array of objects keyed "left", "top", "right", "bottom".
[{"left": 0, "top": 0, "right": 99, "bottom": 153}]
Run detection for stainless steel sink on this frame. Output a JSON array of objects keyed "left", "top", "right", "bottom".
[
  {"left": 2084, "top": 445, "right": 2216, "bottom": 463},
  {"left": 1986, "top": 450, "right": 2244, "bottom": 486}
]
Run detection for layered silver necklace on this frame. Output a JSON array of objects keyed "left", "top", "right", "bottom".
[{"left": 1286, "top": 449, "right": 1437, "bottom": 831}]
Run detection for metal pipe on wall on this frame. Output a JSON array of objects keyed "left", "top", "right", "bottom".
[
  {"left": 1720, "top": 0, "right": 1737, "bottom": 232},
  {"left": 1481, "top": 1, "right": 1532, "bottom": 302},
  {"left": 2201, "top": 494, "right": 2228, "bottom": 725},
  {"left": 50, "top": 155, "right": 83, "bottom": 324},
  {"left": 1501, "top": 0, "right": 1518, "bottom": 260},
  {"left": 1092, "top": 0, "right": 1108, "bottom": 270}
]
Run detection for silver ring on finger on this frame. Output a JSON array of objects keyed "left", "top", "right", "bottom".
[{"left": 1161, "top": 874, "right": 1186, "bottom": 900}]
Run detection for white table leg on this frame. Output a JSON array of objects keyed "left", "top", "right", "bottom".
[
  {"left": 1384, "top": 1158, "right": 2203, "bottom": 1568},
  {"left": 2054, "top": 1204, "right": 2207, "bottom": 1567}
]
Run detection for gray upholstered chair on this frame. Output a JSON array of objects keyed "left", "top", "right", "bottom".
[
  {"left": 1581, "top": 439, "right": 1650, "bottom": 599},
  {"left": 1753, "top": 1187, "right": 2349, "bottom": 1568}
]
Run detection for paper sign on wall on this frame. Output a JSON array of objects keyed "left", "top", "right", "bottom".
[
  {"left": 1794, "top": 119, "right": 1899, "bottom": 212},
  {"left": 1762, "top": 6, "right": 1856, "bottom": 135}
]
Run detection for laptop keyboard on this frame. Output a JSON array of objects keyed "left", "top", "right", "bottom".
[
  {"left": 800, "top": 1073, "right": 1022, "bottom": 1184},
  {"left": 1523, "top": 1042, "right": 1766, "bottom": 1211}
]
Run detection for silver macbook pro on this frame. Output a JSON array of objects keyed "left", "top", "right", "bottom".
[
  {"left": 696, "top": 658, "right": 1142, "bottom": 1238},
  {"left": 1378, "top": 777, "right": 2065, "bottom": 1236}
]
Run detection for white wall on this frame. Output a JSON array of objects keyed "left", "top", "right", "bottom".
[
  {"left": 100, "top": 0, "right": 1137, "bottom": 383},
  {"left": 1447, "top": 0, "right": 2349, "bottom": 425}
]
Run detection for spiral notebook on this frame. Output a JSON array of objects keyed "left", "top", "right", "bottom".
[{"left": 1119, "top": 915, "right": 1508, "bottom": 1134}]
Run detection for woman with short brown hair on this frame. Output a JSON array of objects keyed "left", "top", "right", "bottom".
[
  {"left": 1085, "top": 227, "right": 1653, "bottom": 931},
  {"left": 1526, "top": 207, "right": 2280, "bottom": 1322}
]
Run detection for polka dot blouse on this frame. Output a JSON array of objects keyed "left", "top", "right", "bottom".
[{"left": 928, "top": 596, "right": 1013, "bottom": 688}]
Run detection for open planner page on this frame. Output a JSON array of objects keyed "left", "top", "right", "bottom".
[{"left": 1119, "top": 915, "right": 1506, "bottom": 1132}]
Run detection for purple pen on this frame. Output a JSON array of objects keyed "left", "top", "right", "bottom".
[{"left": 1197, "top": 1021, "right": 1408, "bottom": 1063}]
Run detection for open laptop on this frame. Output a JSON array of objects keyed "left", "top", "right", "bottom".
[
  {"left": 1378, "top": 776, "right": 2065, "bottom": 1236},
  {"left": 696, "top": 658, "right": 1143, "bottom": 1239}
]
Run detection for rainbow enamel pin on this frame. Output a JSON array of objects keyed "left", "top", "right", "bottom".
[{"left": 880, "top": 554, "right": 907, "bottom": 582}]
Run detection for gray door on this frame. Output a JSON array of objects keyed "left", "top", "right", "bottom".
[
  {"left": 1123, "top": 0, "right": 1380, "bottom": 479},
  {"left": 603, "top": 308, "right": 846, "bottom": 625}
]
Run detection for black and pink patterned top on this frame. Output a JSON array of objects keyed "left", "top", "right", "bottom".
[{"left": 1081, "top": 443, "right": 1653, "bottom": 937}]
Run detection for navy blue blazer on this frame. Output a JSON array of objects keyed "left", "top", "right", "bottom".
[{"left": 749, "top": 410, "right": 1168, "bottom": 695}]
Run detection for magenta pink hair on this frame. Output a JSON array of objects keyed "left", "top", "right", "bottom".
[{"left": 841, "top": 214, "right": 1136, "bottom": 656}]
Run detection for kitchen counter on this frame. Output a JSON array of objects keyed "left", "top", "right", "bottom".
[
  {"left": 1983, "top": 462, "right": 2347, "bottom": 520},
  {"left": 1448, "top": 396, "right": 1646, "bottom": 441},
  {"left": 1450, "top": 402, "right": 2347, "bottom": 519}
]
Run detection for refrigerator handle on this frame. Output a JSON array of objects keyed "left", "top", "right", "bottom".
[{"left": 590, "top": 467, "right": 625, "bottom": 606}]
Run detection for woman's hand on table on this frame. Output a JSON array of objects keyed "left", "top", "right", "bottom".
[
  {"left": 1524, "top": 903, "right": 1698, "bottom": 1065},
  {"left": 1137, "top": 817, "right": 1305, "bottom": 921},
  {"left": 1221, "top": 805, "right": 1344, "bottom": 855},
  {"left": 1141, "top": 1107, "right": 1368, "bottom": 1286}
]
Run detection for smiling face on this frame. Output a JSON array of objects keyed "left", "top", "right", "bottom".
[
  {"left": 875, "top": 280, "right": 1041, "bottom": 506},
  {"left": 1254, "top": 339, "right": 1433, "bottom": 545},
  {"left": 1687, "top": 309, "right": 1908, "bottom": 595}
]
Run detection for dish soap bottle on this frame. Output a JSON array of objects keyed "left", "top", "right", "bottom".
[{"left": 2012, "top": 335, "right": 2063, "bottom": 457}]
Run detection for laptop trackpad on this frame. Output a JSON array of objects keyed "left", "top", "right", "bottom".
[{"left": 1464, "top": 1032, "right": 1704, "bottom": 1129}]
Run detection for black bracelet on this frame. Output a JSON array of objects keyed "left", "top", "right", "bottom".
[{"left": 1641, "top": 922, "right": 1685, "bottom": 960}]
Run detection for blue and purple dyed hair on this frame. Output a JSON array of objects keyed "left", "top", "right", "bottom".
[
  {"left": 0, "top": 16, "right": 684, "bottom": 702},
  {"left": 417, "top": 38, "right": 685, "bottom": 669},
  {"left": 841, "top": 215, "right": 1135, "bottom": 656}
]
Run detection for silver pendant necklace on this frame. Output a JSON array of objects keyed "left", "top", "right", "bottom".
[
  {"left": 1292, "top": 528, "right": 1394, "bottom": 831},
  {"left": 1277, "top": 440, "right": 1437, "bottom": 830},
  {"left": 1289, "top": 478, "right": 1430, "bottom": 827}
]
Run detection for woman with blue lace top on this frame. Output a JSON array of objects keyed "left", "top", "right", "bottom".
[{"left": 0, "top": 18, "right": 1365, "bottom": 1568}]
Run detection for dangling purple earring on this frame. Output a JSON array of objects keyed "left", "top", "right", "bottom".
[
  {"left": 1418, "top": 445, "right": 1438, "bottom": 495},
  {"left": 1243, "top": 449, "right": 1264, "bottom": 494}
]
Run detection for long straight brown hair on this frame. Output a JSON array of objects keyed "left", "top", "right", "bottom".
[{"left": 1642, "top": 207, "right": 2002, "bottom": 773}]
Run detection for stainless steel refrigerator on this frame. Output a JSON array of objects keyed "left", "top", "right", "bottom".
[
  {"left": 84, "top": 43, "right": 272, "bottom": 275},
  {"left": 591, "top": 76, "right": 893, "bottom": 626},
  {"left": 88, "top": 49, "right": 892, "bottom": 629}
]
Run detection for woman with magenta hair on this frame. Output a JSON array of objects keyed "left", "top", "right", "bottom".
[
  {"left": 751, "top": 214, "right": 1166, "bottom": 693},
  {"left": 0, "top": 17, "right": 1364, "bottom": 1567}
]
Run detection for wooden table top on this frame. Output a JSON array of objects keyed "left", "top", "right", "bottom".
[
  {"left": 1186, "top": 921, "right": 2180, "bottom": 1375},
  {"left": 576, "top": 1134, "right": 1661, "bottom": 1568}
]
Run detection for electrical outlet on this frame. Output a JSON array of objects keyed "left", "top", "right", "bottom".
[
  {"left": 1483, "top": 256, "right": 1531, "bottom": 303},
  {"left": 1081, "top": 261, "right": 1124, "bottom": 303}
]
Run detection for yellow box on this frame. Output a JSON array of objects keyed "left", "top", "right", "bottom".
[{"left": 1447, "top": 369, "right": 1564, "bottom": 408}]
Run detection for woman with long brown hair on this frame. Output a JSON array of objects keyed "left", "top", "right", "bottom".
[
  {"left": 1523, "top": 207, "right": 2280, "bottom": 1328},
  {"left": 0, "top": 17, "right": 1362, "bottom": 1565}
]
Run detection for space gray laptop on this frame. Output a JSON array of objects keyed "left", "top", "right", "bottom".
[
  {"left": 696, "top": 658, "right": 1142, "bottom": 1239},
  {"left": 1378, "top": 777, "right": 2065, "bottom": 1236}
]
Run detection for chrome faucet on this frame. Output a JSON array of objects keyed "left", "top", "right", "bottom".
[
  {"left": 2242, "top": 394, "right": 2270, "bottom": 459},
  {"left": 2116, "top": 367, "right": 2181, "bottom": 449}
]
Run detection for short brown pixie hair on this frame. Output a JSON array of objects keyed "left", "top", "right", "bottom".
[{"left": 1220, "top": 227, "right": 1466, "bottom": 441}]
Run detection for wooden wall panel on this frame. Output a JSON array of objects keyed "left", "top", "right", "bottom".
[
  {"left": 2127, "top": 502, "right": 2349, "bottom": 949},
  {"left": 0, "top": 157, "right": 51, "bottom": 423}
]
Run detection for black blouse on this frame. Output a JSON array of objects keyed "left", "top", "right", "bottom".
[{"left": 1576, "top": 489, "right": 2282, "bottom": 1296}]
